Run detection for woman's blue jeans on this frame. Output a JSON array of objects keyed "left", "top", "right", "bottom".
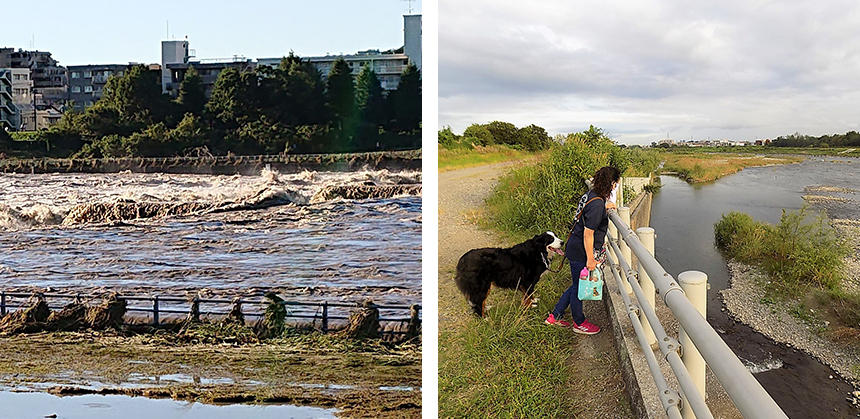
[{"left": 552, "top": 258, "right": 587, "bottom": 325}]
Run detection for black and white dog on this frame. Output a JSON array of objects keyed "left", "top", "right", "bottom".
[{"left": 454, "top": 232, "right": 564, "bottom": 317}]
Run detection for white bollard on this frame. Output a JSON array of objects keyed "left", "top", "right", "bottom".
[
  {"left": 618, "top": 207, "right": 633, "bottom": 295},
  {"left": 678, "top": 270, "right": 708, "bottom": 419},
  {"left": 635, "top": 227, "right": 657, "bottom": 346}
]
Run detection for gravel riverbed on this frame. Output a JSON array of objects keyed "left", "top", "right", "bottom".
[{"left": 721, "top": 256, "right": 860, "bottom": 388}]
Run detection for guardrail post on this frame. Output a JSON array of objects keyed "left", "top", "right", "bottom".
[
  {"left": 678, "top": 271, "right": 708, "bottom": 419},
  {"left": 618, "top": 206, "right": 633, "bottom": 295},
  {"left": 153, "top": 296, "right": 160, "bottom": 326},
  {"left": 322, "top": 301, "right": 329, "bottom": 333},
  {"left": 636, "top": 227, "right": 657, "bottom": 346}
]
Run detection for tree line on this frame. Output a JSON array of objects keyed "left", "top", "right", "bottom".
[
  {"left": 438, "top": 121, "right": 552, "bottom": 151},
  {"left": 2, "top": 54, "right": 421, "bottom": 158},
  {"left": 771, "top": 131, "right": 860, "bottom": 148}
]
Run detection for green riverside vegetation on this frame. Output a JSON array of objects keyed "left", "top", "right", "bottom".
[
  {"left": 437, "top": 122, "right": 558, "bottom": 171},
  {"left": 440, "top": 126, "right": 657, "bottom": 416},
  {"left": 485, "top": 126, "right": 660, "bottom": 236},
  {"left": 1, "top": 55, "right": 421, "bottom": 159},
  {"left": 714, "top": 209, "right": 860, "bottom": 337}
]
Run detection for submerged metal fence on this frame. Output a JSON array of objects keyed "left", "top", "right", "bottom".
[
  {"left": 0, "top": 291, "right": 420, "bottom": 335},
  {"left": 606, "top": 207, "right": 786, "bottom": 418}
]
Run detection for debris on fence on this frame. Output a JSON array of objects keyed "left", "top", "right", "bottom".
[
  {"left": 405, "top": 304, "right": 421, "bottom": 340},
  {"left": 225, "top": 297, "right": 245, "bottom": 326},
  {"left": 47, "top": 300, "right": 88, "bottom": 331},
  {"left": 254, "top": 292, "right": 286, "bottom": 338},
  {"left": 341, "top": 300, "right": 380, "bottom": 339},
  {"left": 0, "top": 294, "right": 49, "bottom": 334},
  {"left": 86, "top": 293, "right": 127, "bottom": 330},
  {"left": 0, "top": 290, "right": 420, "bottom": 342}
]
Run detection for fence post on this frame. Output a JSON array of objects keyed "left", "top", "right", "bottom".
[
  {"left": 1, "top": 291, "right": 5, "bottom": 316},
  {"left": 153, "top": 296, "right": 160, "bottom": 326},
  {"left": 636, "top": 227, "right": 657, "bottom": 346},
  {"left": 678, "top": 270, "right": 708, "bottom": 419},
  {"left": 322, "top": 301, "right": 329, "bottom": 333},
  {"left": 617, "top": 177, "right": 624, "bottom": 207},
  {"left": 618, "top": 206, "right": 633, "bottom": 295}
]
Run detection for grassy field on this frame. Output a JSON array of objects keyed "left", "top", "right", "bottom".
[
  {"left": 438, "top": 145, "right": 545, "bottom": 172},
  {"left": 661, "top": 152, "right": 805, "bottom": 183}
]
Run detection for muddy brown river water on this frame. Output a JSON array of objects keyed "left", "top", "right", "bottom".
[{"left": 0, "top": 168, "right": 421, "bottom": 307}]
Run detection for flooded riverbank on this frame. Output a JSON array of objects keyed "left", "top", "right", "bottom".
[{"left": 650, "top": 156, "right": 859, "bottom": 417}]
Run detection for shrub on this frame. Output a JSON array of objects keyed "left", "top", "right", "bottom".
[
  {"left": 486, "top": 127, "right": 634, "bottom": 236},
  {"left": 714, "top": 207, "right": 848, "bottom": 294}
]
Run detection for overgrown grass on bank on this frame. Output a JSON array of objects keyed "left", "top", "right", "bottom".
[
  {"left": 438, "top": 144, "right": 542, "bottom": 172},
  {"left": 440, "top": 127, "right": 655, "bottom": 417},
  {"left": 715, "top": 209, "right": 860, "bottom": 339},
  {"left": 658, "top": 145, "right": 860, "bottom": 158},
  {"left": 661, "top": 152, "right": 804, "bottom": 183},
  {"left": 486, "top": 132, "right": 660, "bottom": 235}
]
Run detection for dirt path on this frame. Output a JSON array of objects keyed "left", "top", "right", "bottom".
[
  {"left": 438, "top": 162, "right": 631, "bottom": 417},
  {"left": 438, "top": 162, "right": 517, "bottom": 329}
]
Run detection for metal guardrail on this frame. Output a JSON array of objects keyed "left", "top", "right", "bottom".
[
  {"left": 0, "top": 291, "right": 420, "bottom": 335},
  {"left": 606, "top": 207, "right": 787, "bottom": 418}
]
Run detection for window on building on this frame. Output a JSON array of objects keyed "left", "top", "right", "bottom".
[
  {"left": 84, "top": 86, "right": 93, "bottom": 93},
  {"left": 83, "top": 71, "right": 91, "bottom": 78},
  {"left": 71, "top": 86, "right": 81, "bottom": 93},
  {"left": 71, "top": 72, "right": 80, "bottom": 79}
]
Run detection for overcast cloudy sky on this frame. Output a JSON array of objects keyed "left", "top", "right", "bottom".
[{"left": 440, "top": 0, "right": 860, "bottom": 145}]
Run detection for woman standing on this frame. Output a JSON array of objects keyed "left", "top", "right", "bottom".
[{"left": 545, "top": 166, "right": 620, "bottom": 334}]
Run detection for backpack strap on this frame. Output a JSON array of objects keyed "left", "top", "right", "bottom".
[
  {"left": 575, "top": 197, "right": 604, "bottom": 222},
  {"left": 567, "top": 196, "right": 605, "bottom": 242}
]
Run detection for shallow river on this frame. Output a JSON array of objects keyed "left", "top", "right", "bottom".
[{"left": 650, "top": 156, "right": 858, "bottom": 417}]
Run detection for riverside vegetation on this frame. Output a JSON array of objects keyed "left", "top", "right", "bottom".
[
  {"left": 661, "top": 152, "right": 804, "bottom": 183},
  {"left": 0, "top": 55, "right": 420, "bottom": 159},
  {"left": 714, "top": 209, "right": 860, "bottom": 344},
  {"left": 439, "top": 126, "right": 660, "bottom": 416}
]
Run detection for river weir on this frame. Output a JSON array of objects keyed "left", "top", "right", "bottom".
[{"left": 650, "top": 156, "right": 859, "bottom": 417}]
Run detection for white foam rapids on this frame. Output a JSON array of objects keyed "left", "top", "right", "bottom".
[{"left": 0, "top": 168, "right": 421, "bottom": 229}]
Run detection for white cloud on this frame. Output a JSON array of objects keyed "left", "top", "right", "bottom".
[{"left": 439, "top": 0, "right": 860, "bottom": 144}]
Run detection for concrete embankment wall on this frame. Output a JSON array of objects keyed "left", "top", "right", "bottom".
[{"left": 0, "top": 149, "right": 422, "bottom": 175}]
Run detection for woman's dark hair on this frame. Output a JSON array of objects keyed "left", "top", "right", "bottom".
[{"left": 592, "top": 166, "right": 621, "bottom": 198}]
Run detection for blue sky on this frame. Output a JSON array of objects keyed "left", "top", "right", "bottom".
[{"left": 1, "top": 0, "right": 420, "bottom": 66}]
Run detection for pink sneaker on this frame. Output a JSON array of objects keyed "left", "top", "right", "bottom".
[
  {"left": 544, "top": 313, "right": 570, "bottom": 327},
  {"left": 572, "top": 320, "right": 601, "bottom": 335}
]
